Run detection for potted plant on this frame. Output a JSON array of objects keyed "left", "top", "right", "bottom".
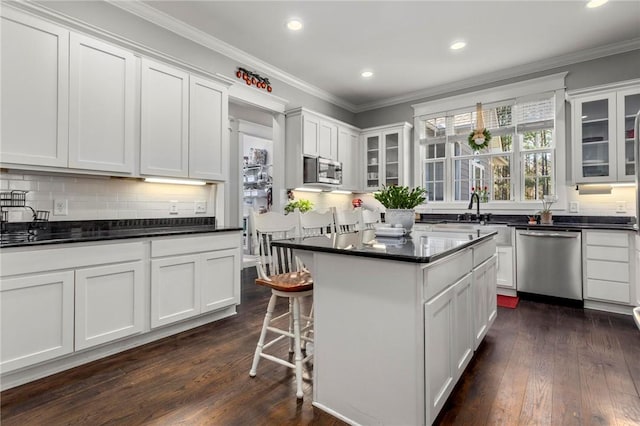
[
  {"left": 284, "top": 199, "right": 313, "bottom": 214},
  {"left": 539, "top": 195, "right": 557, "bottom": 224},
  {"left": 373, "top": 185, "right": 427, "bottom": 232}
]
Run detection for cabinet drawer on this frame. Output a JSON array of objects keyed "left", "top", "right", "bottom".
[
  {"left": 586, "top": 245, "right": 629, "bottom": 262},
  {"left": 423, "top": 249, "right": 472, "bottom": 301},
  {"left": 586, "top": 259, "right": 629, "bottom": 283},
  {"left": 473, "top": 239, "right": 496, "bottom": 267},
  {"left": 151, "top": 232, "right": 241, "bottom": 257},
  {"left": 586, "top": 279, "right": 630, "bottom": 304},
  {"left": 585, "top": 231, "right": 629, "bottom": 248}
]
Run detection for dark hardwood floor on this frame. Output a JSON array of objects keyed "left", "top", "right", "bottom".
[{"left": 2, "top": 268, "right": 639, "bottom": 425}]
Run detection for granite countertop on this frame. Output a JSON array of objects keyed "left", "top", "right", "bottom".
[
  {"left": 0, "top": 217, "right": 242, "bottom": 248},
  {"left": 416, "top": 213, "right": 636, "bottom": 232},
  {"left": 271, "top": 228, "right": 497, "bottom": 264}
]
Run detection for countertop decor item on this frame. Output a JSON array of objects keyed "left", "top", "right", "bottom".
[
  {"left": 539, "top": 195, "right": 557, "bottom": 224},
  {"left": 374, "top": 185, "right": 426, "bottom": 232},
  {"left": 284, "top": 199, "right": 313, "bottom": 214},
  {"left": 468, "top": 102, "right": 491, "bottom": 151}
]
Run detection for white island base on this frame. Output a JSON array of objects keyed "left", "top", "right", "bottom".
[{"left": 294, "top": 237, "right": 497, "bottom": 425}]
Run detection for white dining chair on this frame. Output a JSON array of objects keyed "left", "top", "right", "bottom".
[
  {"left": 249, "top": 210, "right": 313, "bottom": 399},
  {"left": 333, "top": 207, "right": 360, "bottom": 233},
  {"left": 299, "top": 210, "right": 335, "bottom": 237},
  {"left": 359, "top": 208, "right": 381, "bottom": 230}
]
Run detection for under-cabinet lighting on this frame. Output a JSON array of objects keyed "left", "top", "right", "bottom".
[
  {"left": 577, "top": 184, "right": 612, "bottom": 195},
  {"left": 586, "top": 0, "right": 608, "bottom": 8},
  {"left": 610, "top": 183, "right": 636, "bottom": 187},
  {"left": 144, "top": 177, "right": 207, "bottom": 186},
  {"left": 293, "top": 187, "right": 322, "bottom": 193},
  {"left": 330, "top": 190, "right": 353, "bottom": 194}
]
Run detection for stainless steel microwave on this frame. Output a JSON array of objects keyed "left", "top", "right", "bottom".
[{"left": 303, "top": 156, "right": 342, "bottom": 185}]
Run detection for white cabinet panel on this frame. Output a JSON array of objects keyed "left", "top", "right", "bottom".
[
  {"left": 319, "top": 120, "right": 338, "bottom": 160},
  {"left": 201, "top": 248, "right": 241, "bottom": 313},
  {"left": 496, "top": 246, "right": 515, "bottom": 289},
  {"left": 472, "top": 256, "right": 497, "bottom": 349},
  {"left": 68, "top": 33, "right": 135, "bottom": 173},
  {"left": 75, "top": 261, "right": 144, "bottom": 350},
  {"left": 302, "top": 115, "right": 320, "bottom": 157},
  {"left": 362, "top": 123, "right": 412, "bottom": 191},
  {"left": 586, "top": 279, "right": 630, "bottom": 304},
  {"left": 425, "top": 284, "right": 455, "bottom": 421},
  {"left": 452, "top": 274, "right": 473, "bottom": 380},
  {"left": 586, "top": 259, "right": 629, "bottom": 283},
  {"left": 1, "top": 9, "right": 69, "bottom": 167},
  {"left": 338, "top": 128, "right": 360, "bottom": 191},
  {"left": 151, "top": 255, "right": 200, "bottom": 328},
  {"left": 1, "top": 271, "right": 74, "bottom": 372},
  {"left": 189, "top": 75, "right": 228, "bottom": 181},
  {"left": 141, "top": 59, "right": 189, "bottom": 177}
]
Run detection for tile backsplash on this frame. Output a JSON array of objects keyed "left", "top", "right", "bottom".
[{"left": 0, "top": 171, "right": 215, "bottom": 221}]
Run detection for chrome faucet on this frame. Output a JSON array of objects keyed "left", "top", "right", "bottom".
[{"left": 468, "top": 192, "right": 480, "bottom": 219}]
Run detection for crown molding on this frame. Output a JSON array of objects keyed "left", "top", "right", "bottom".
[
  {"left": 354, "top": 38, "right": 640, "bottom": 113},
  {"left": 106, "top": 0, "right": 358, "bottom": 113}
]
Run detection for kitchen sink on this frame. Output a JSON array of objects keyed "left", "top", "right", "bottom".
[{"left": 416, "top": 222, "right": 512, "bottom": 246}]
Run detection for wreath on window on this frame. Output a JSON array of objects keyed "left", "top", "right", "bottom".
[
  {"left": 468, "top": 128, "right": 491, "bottom": 151},
  {"left": 467, "top": 102, "right": 492, "bottom": 151}
]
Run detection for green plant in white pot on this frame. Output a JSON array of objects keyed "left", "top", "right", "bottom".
[{"left": 374, "top": 185, "right": 427, "bottom": 233}]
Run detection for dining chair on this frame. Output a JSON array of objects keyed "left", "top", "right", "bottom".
[
  {"left": 332, "top": 207, "right": 360, "bottom": 233},
  {"left": 249, "top": 210, "right": 313, "bottom": 399},
  {"left": 299, "top": 210, "right": 335, "bottom": 237},
  {"left": 360, "top": 208, "right": 381, "bottom": 230}
]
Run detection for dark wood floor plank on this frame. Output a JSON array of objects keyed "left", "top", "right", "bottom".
[{"left": 2, "top": 271, "right": 640, "bottom": 426}]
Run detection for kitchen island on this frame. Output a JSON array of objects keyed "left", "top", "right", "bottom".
[{"left": 272, "top": 228, "right": 497, "bottom": 425}]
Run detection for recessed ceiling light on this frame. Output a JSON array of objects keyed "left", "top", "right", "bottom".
[
  {"left": 586, "top": 0, "right": 608, "bottom": 8},
  {"left": 450, "top": 40, "right": 467, "bottom": 50},
  {"left": 287, "top": 19, "right": 303, "bottom": 31},
  {"left": 361, "top": 71, "right": 373, "bottom": 78},
  {"left": 582, "top": 115, "right": 588, "bottom": 119}
]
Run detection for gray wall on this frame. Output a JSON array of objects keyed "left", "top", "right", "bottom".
[
  {"left": 29, "top": 0, "right": 357, "bottom": 125},
  {"left": 355, "top": 50, "right": 640, "bottom": 129}
]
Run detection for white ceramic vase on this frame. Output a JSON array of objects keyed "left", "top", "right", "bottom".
[{"left": 384, "top": 209, "right": 415, "bottom": 233}]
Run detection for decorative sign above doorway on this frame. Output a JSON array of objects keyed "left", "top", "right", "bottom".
[{"left": 236, "top": 67, "right": 272, "bottom": 93}]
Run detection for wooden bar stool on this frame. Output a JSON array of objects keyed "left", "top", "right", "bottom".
[{"left": 249, "top": 211, "right": 314, "bottom": 399}]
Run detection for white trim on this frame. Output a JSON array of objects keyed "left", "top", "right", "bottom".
[
  {"left": 105, "top": 0, "right": 357, "bottom": 113},
  {"left": 236, "top": 119, "right": 272, "bottom": 140},
  {"left": 412, "top": 73, "right": 567, "bottom": 117},
  {"left": 285, "top": 107, "right": 360, "bottom": 132},
  {"left": 566, "top": 78, "right": 640, "bottom": 97},
  {"left": 227, "top": 81, "right": 289, "bottom": 114}
]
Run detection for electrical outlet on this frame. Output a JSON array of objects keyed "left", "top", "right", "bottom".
[
  {"left": 53, "top": 199, "right": 68, "bottom": 216},
  {"left": 194, "top": 200, "right": 207, "bottom": 214},
  {"left": 569, "top": 201, "right": 579, "bottom": 213},
  {"left": 616, "top": 201, "right": 626, "bottom": 213},
  {"left": 169, "top": 200, "right": 179, "bottom": 215}
]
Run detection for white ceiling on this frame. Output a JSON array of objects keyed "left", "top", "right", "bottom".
[{"left": 135, "top": 1, "right": 640, "bottom": 112}]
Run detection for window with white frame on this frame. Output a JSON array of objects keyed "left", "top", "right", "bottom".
[{"left": 419, "top": 93, "right": 556, "bottom": 204}]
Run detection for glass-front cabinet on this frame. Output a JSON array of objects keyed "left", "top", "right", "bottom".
[
  {"left": 571, "top": 85, "right": 640, "bottom": 183},
  {"left": 362, "top": 122, "right": 412, "bottom": 191}
]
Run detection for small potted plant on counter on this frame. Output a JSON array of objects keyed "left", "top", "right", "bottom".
[
  {"left": 538, "top": 195, "right": 557, "bottom": 224},
  {"left": 374, "top": 184, "right": 427, "bottom": 233},
  {"left": 284, "top": 199, "right": 313, "bottom": 214}
]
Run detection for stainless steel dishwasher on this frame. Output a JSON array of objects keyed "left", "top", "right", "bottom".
[{"left": 516, "top": 229, "right": 582, "bottom": 300}]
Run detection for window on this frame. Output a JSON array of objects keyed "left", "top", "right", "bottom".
[{"left": 418, "top": 93, "right": 557, "bottom": 205}]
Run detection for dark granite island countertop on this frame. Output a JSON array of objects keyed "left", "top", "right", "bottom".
[{"left": 271, "top": 228, "right": 497, "bottom": 264}]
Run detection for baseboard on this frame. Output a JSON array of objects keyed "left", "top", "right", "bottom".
[{"left": 583, "top": 299, "right": 634, "bottom": 316}]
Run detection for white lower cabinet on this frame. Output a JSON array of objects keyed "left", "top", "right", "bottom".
[
  {"left": 583, "top": 230, "right": 634, "bottom": 305},
  {"left": 473, "top": 255, "right": 497, "bottom": 349},
  {"left": 150, "top": 234, "right": 241, "bottom": 328},
  {"left": 425, "top": 272, "right": 473, "bottom": 419},
  {"left": 75, "top": 261, "right": 145, "bottom": 350},
  {"left": 0, "top": 271, "right": 75, "bottom": 372},
  {"left": 496, "top": 246, "right": 515, "bottom": 290}
]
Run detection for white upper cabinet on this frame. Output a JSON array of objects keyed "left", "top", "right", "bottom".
[
  {"left": 302, "top": 114, "right": 320, "bottom": 157},
  {"left": 571, "top": 84, "right": 640, "bottom": 183},
  {"left": 318, "top": 120, "right": 338, "bottom": 160},
  {"left": 296, "top": 110, "right": 338, "bottom": 161},
  {"left": 338, "top": 126, "right": 361, "bottom": 191},
  {"left": 1, "top": 8, "right": 69, "bottom": 167},
  {"left": 140, "top": 58, "right": 190, "bottom": 178},
  {"left": 362, "top": 122, "right": 412, "bottom": 191},
  {"left": 141, "top": 59, "right": 229, "bottom": 181},
  {"left": 69, "top": 33, "right": 135, "bottom": 173},
  {"left": 189, "top": 75, "right": 229, "bottom": 181}
]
